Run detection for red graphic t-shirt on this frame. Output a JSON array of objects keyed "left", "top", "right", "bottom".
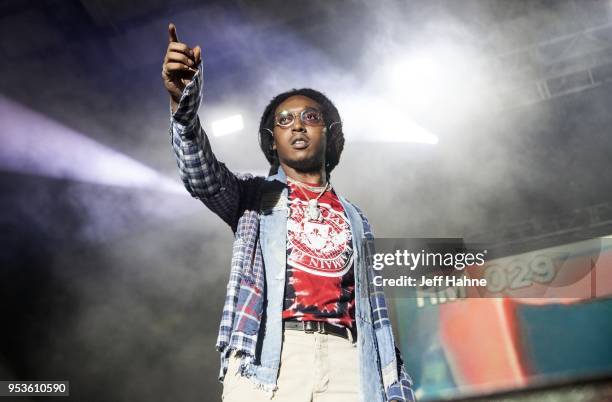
[{"left": 282, "top": 179, "right": 356, "bottom": 329}]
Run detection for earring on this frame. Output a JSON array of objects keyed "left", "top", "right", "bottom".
[{"left": 329, "top": 121, "right": 341, "bottom": 132}]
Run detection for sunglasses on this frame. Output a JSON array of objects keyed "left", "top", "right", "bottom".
[{"left": 274, "top": 107, "right": 325, "bottom": 128}]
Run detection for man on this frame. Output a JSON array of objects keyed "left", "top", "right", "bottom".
[{"left": 162, "top": 23, "right": 415, "bottom": 402}]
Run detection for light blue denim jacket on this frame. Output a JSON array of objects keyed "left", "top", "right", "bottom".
[{"left": 255, "top": 167, "right": 414, "bottom": 402}]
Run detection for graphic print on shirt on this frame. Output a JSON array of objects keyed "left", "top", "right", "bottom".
[{"left": 282, "top": 181, "right": 355, "bottom": 328}]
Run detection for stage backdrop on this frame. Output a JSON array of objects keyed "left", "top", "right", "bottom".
[{"left": 387, "top": 235, "right": 612, "bottom": 400}]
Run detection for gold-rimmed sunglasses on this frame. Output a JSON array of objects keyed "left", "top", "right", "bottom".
[{"left": 274, "top": 107, "right": 325, "bottom": 128}]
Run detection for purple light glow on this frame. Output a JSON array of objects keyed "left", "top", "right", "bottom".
[{"left": 0, "top": 95, "right": 184, "bottom": 193}]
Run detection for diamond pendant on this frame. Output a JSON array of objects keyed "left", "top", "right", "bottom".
[{"left": 307, "top": 199, "right": 322, "bottom": 222}]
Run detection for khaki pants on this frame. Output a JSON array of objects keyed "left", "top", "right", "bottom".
[{"left": 222, "top": 327, "right": 361, "bottom": 401}]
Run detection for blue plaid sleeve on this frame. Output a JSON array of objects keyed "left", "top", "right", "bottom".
[
  {"left": 386, "top": 345, "right": 416, "bottom": 402},
  {"left": 170, "top": 64, "right": 241, "bottom": 228},
  {"left": 349, "top": 201, "right": 416, "bottom": 402}
]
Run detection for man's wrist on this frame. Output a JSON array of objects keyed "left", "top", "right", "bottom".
[
  {"left": 170, "top": 66, "right": 202, "bottom": 127},
  {"left": 170, "top": 97, "right": 180, "bottom": 114}
]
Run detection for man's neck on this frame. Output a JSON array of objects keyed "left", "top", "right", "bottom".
[{"left": 280, "top": 163, "right": 327, "bottom": 186}]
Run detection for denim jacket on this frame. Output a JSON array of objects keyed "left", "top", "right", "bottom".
[{"left": 170, "top": 65, "right": 415, "bottom": 402}]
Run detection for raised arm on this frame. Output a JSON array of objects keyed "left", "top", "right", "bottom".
[{"left": 162, "top": 23, "right": 241, "bottom": 229}]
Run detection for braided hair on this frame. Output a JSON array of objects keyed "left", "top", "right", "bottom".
[{"left": 258, "top": 88, "right": 344, "bottom": 178}]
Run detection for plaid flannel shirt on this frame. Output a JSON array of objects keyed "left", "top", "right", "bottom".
[{"left": 169, "top": 66, "right": 415, "bottom": 401}]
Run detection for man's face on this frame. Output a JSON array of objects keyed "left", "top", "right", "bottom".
[{"left": 272, "top": 95, "right": 327, "bottom": 173}]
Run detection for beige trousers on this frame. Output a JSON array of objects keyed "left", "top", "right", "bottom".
[{"left": 222, "top": 327, "right": 361, "bottom": 401}]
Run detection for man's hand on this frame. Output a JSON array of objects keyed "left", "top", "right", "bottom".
[{"left": 161, "top": 23, "right": 201, "bottom": 112}]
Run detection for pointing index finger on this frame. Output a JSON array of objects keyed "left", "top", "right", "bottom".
[{"left": 168, "top": 23, "right": 179, "bottom": 43}]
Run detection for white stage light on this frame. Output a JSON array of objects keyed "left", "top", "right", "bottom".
[
  {"left": 211, "top": 114, "right": 244, "bottom": 137},
  {"left": 339, "top": 98, "right": 439, "bottom": 144},
  {"left": 391, "top": 57, "right": 443, "bottom": 108},
  {"left": 0, "top": 95, "right": 184, "bottom": 194},
  {"left": 383, "top": 45, "right": 484, "bottom": 120}
]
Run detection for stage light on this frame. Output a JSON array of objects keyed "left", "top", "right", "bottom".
[
  {"left": 391, "top": 57, "right": 443, "bottom": 109},
  {"left": 382, "top": 45, "right": 485, "bottom": 120},
  {"left": 339, "top": 97, "right": 439, "bottom": 144},
  {"left": 0, "top": 95, "right": 184, "bottom": 194},
  {"left": 211, "top": 114, "right": 244, "bottom": 137}
]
